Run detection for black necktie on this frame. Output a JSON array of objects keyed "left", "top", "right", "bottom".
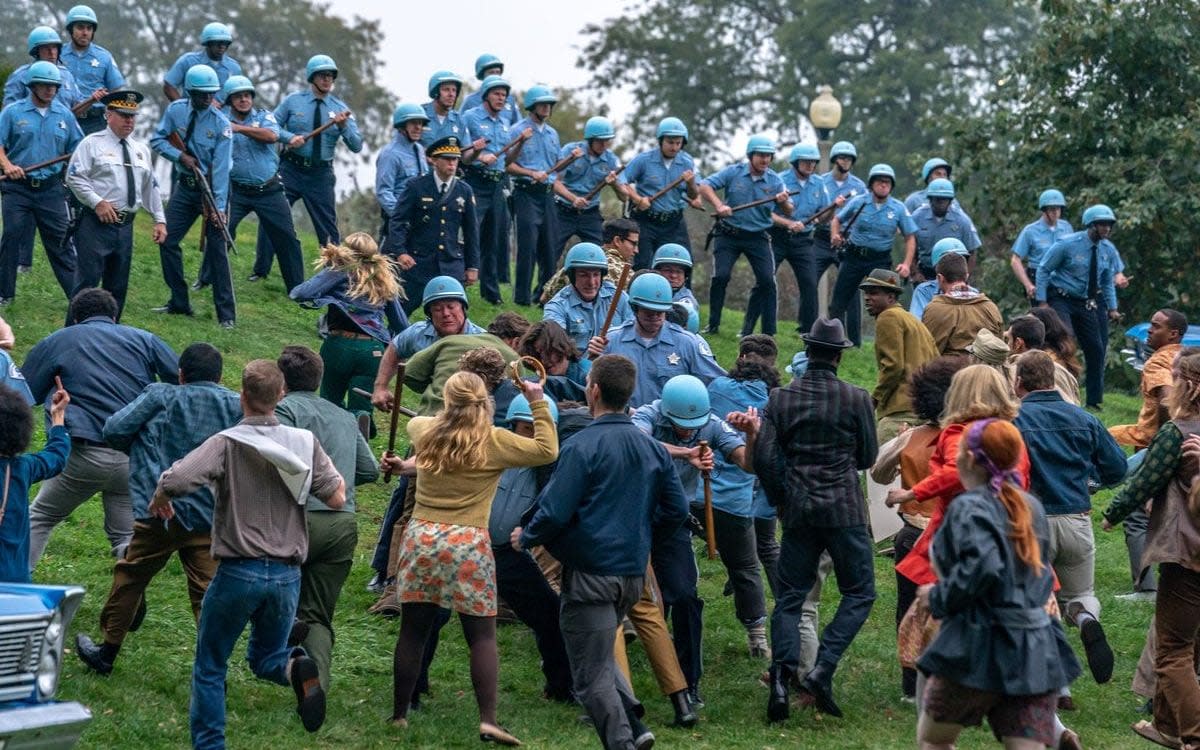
[
  {"left": 1087, "top": 243, "right": 1099, "bottom": 299},
  {"left": 413, "top": 143, "right": 424, "bottom": 176},
  {"left": 439, "top": 181, "right": 447, "bottom": 197},
  {"left": 182, "top": 110, "right": 198, "bottom": 154},
  {"left": 311, "top": 99, "right": 324, "bottom": 159},
  {"left": 120, "top": 139, "right": 136, "bottom": 209}
]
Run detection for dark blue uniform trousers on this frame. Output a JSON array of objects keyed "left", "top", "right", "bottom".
[
  {"left": 493, "top": 544, "right": 573, "bottom": 696},
  {"left": 70, "top": 210, "right": 134, "bottom": 318},
  {"left": 1048, "top": 291, "right": 1108, "bottom": 407},
  {"left": 512, "top": 186, "right": 558, "bottom": 305},
  {"left": 709, "top": 231, "right": 777, "bottom": 336},
  {"left": 771, "top": 230, "right": 843, "bottom": 334},
  {"left": 555, "top": 203, "right": 603, "bottom": 255},
  {"left": 632, "top": 212, "right": 690, "bottom": 270},
  {"left": 160, "top": 181, "right": 236, "bottom": 322},
  {"left": 466, "top": 173, "right": 507, "bottom": 304},
  {"left": 829, "top": 248, "right": 889, "bottom": 346},
  {"left": 0, "top": 180, "right": 75, "bottom": 300},
  {"left": 651, "top": 526, "right": 705, "bottom": 689},
  {"left": 226, "top": 180, "right": 304, "bottom": 291},
  {"left": 254, "top": 159, "right": 337, "bottom": 277}
]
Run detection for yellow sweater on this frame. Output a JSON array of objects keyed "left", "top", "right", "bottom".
[{"left": 407, "top": 399, "right": 559, "bottom": 529}]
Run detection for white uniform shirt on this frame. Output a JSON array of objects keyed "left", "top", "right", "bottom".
[{"left": 66, "top": 127, "right": 166, "bottom": 222}]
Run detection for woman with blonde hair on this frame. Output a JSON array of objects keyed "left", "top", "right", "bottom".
[
  {"left": 1104, "top": 347, "right": 1200, "bottom": 750},
  {"left": 289, "top": 232, "right": 405, "bottom": 426},
  {"left": 384, "top": 371, "right": 558, "bottom": 745},
  {"left": 917, "top": 419, "right": 1080, "bottom": 750}
]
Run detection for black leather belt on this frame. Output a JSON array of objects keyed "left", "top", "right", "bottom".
[
  {"left": 555, "top": 199, "right": 599, "bottom": 214},
  {"left": 282, "top": 152, "right": 331, "bottom": 169},
  {"left": 88, "top": 208, "right": 135, "bottom": 225},
  {"left": 466, "top": 167, "right": 505, "bottom": 184},
  {"left": 514, "top": 180, "right": 552, "bottom": 195},
  {"left": 24, "top": 174, "right": 62, "bottom": 190},
  {"left": 232, "top": 177, "right": 281, "bottom": 194},
  {"left": 634, "top": 209, "right": 682, "bottom": 224}
]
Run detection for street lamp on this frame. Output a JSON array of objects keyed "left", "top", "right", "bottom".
[{"left": 808, "top": 85, "right": 842, "bottom": 172}]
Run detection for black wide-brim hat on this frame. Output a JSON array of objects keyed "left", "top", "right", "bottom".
[{"left": 801, "top": 317, "right": 853, "bottom": 349}]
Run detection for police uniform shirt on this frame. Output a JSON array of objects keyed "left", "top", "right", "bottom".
[
  {"left": 61, "top": 43, "right": 124, "bottom": 116},
  {"left": 542, "top": 281, "right": 632, "bottom": 353},
  {"left": 620, "top": 148, "right": 699, "bottom": 213},
  {"left": 631, "top": 401, "right": 744, "bottom": 498},
  {"left": 375, "top": 133, "right": 425, "bottom": 215},
  {"left": 274, "top": 90, "right": 363, "bottom": 162},
  {"left": 673, "top": 286, "right": 701, "bottom": 311},
  {"left": 602, "top": 320, "right": 725, "bottom": 408},
  {"left": 820, "top": 170, "right": 866, "bottom": 201},
  {"left": 557, "top": 140, "right": 618, "bottom": 209},
  {"left": 0, "top": 349, "right": 34, "bottom": 406},
  {"left": 419, "top": 103, "right": 470, "bottom": 149},
  {"left": 911, "top": 203, "right": 982, "bottom": 266},
  {"left": 66, "top": 127, "right": 165, "bottom": 222},
  {"left": 150, "top": 100, "right": 232, "bottom": 212},
  {"left": 228, "top": 106, "right": 281, "bottom": 185},
  {"left": 903, "top": 189, "right": 964, "bottom": 215},
  {"left": 463, "top": 106, "right": 515, "bottom": 173},
  {"left": 1035, "top": 230, "right": 1120, "bottom": 309},
  {"left": 460, "top": 91, "right": 519, "bottom": 126},
  {"left": 702, "top": 162, "right": 786, "bottom": 233},
  {"left": 1012, "top": 217, "right": 1074, "bottom": 271},
  {"left": 776, "top": 168, "right": 832, "bottom": 231},
  {"left": 510, "top": 117, "right": 560, "bottom": 181},
  {"left": 0, "top": 98, "right": 82, "bottom": 179},
  {"left": 835, "top": 193, "right": 917, "bottom": 251},
  {"left": 3, "top": 63, "right": 84, "bottom": 110},
  {"left": 163, "top": 51, "right": 242, "bottom": 97},
  {"left": 390, "top": 319, "right": 486, "bottom": 360}
]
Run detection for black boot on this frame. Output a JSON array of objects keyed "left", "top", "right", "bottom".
[
  {"left": 670, "top": 689, "right": 697, "bottom": 728},
  {"left": 799, "top": 663, "right": 842, "bottom": 718},
  {"left": 766, "top": 664, "right": 790, "bottom": 723},
  {"left": 75, "top": 633, "right": 119, "bottom": 675}
]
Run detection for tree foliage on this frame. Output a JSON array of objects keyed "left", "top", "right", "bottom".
[{"left": 948, "top": 0, "right": 1200, "bottom": 322}]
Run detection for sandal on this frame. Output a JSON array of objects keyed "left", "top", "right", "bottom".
[
  {"left": 480, "top": 722, "right": 522, "bottom": 746},
  {"left": 1132, "top": 720, "right": 1182, "bottom": 750}
]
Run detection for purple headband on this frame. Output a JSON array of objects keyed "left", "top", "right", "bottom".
[{"left": 966, "top": 418, "right": 1022, "bottom": 494}]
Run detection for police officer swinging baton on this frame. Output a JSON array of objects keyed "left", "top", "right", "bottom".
[
  {"left": 166, "top": 132, "right": 237, "bottom": 253},
  {"left": 642, "top": 173, "right": 689, "bottom": 206},
  {"left": 284, "top": 116, "right": 343, "bottom": 151},
  {"left": 0, "top": 153, "right": 72, "bottom": 181}
]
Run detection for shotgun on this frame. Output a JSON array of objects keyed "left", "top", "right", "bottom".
[{"left": 166, "top": 132, "right": 237, "bottom": 252}]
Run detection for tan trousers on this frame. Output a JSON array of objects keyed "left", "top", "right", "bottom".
[{"left": 612, "top": 564, "right": 687, "bottom": 696}]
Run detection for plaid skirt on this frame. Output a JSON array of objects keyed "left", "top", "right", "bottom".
[{"left": 396, "top": 519, "right": 497, "bottom": 616}]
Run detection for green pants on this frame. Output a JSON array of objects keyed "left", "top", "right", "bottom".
[
  {"left": 298, "top": 510, "right": 358, "bottom": 690},
  {"left": 319, "top": 334, "right": 385, "bottom": 416}
]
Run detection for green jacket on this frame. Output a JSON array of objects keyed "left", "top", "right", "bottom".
[{"left": 873, "top": 305, "right": 938, "bottom": 419}]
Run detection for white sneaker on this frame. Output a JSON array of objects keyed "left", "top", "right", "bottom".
[
  {"left": 747, "top": 623, "right": 771, "bottom": 659},
  {"left": 1115, "top": 591, "right": 1156, "bottom": 603}
]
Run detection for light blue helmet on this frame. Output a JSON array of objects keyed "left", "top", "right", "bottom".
[
  {"left": 222, "top": 75, "right": 254, "bottom": 100},
  {"left": 184, "top": 65, "right": 221, "bottom": 93},
  {"left": 27, "top": 26, "right": 62, "bottom": 56},
  {"left": 745, "top": 134, "right": 776, "bottom": 156},
  {"left": 652, "top": 243, "right": 692, "bottom": 270},
  {"left": 1082, "top": 204, "right": 1116, "bottom": 226},
  {"left": 421, "top": 276, "right": 468, "bottom": 311},
  {"left": 26, "top": 61, "right": 62, "bottom": 86},
  {"left": 788, "top": 143, "right": 820, "bottom": 163},
  {"left": 474, "top": 53, "right": 503, "bottom": 80},
  {"left": 829, "top": 140, "right": 857, "bottom": 161},
  {"left": 930, "top": 238, "right": 969, "bottom": 266},
  {"left": 925, "top": 178, "right": 955, "bottom": 199},
  {"left": 628, "top": 273, "right": 674, "bottom": 312},
  {"left": 564, "top": 242, "right": 608, "bottom": 272},
  {"left": 656, "top": 117, "right": 688, "bottom": 142},
  {"left": 392, "top": 102, "right": 429, "bottom": 128},
  {"left": 65, "top": 5, "right": 99, "bottom": 30},
  {"left": 867, "top": 163, "right": 896, "bottom": 185},
  {"left": 920, "top": 157, "right": 951, "bottom": 182},
  {"left": 1038, "top": 189, "right": 1066, "bottom": 210},
  {"left": 583, "top": 116, "right": 615, "bottom": 140},
  {"left": 674, "top": 300, "right": 700, "bottom": 334},
  {"left": 306, "top": 54, "right": 338, "bottom": 82},
  {"left": 661, "top": 375, "right": 711, "bottom": 429},
  {"left": 427, "top": 70, "right": 463, "bottom": 99},
  {"left": 479, "top": 75, "right": 510, "bottom": 97},
  {"left": 523, "top": 85, "right": 557, "bottom": 110},
  {"left": 506, "top": 394, "right": 559, "bottom": 425},
  {"left": 785, "top": 351, "right": 809, "bottom": 377},
  {"left": 200, "top": 22, "right": 233, "bottom": 45}
]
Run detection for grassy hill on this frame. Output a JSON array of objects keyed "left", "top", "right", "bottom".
[{"left": 7, "top": 215, "right": 1150, "bottom": 748}]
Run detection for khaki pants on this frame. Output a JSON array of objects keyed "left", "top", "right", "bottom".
[
  {"left": 1047, "top": 513, "right": 1100, "bottom": 622},
  {"left": 612, "top": 565, "right": 687, "bottom": 696}
]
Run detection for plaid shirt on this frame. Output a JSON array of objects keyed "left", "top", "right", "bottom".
[{"left": 1103, "top": 421, "right": 1183, "bottom": 525}]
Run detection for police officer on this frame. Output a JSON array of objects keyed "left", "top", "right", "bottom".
[
  {"left": 542, "top": 242, "right": 631, "bottom": 354},
  {"left": 652, "top": 243, "right": 701, "bottom": 332},
  {"left": 1036, "top": 204, "right": 1123, "bottom": 410},
  {"left": 815, "top": 140, "right": 866, "bottom": 341},
  {"left": 65, "top": 90, "right": 165, "bottom": 319},
  {"left": 162, "top": 22, "right": 241, "bottom": 103},
  {"left": 376, "top": 103, "right": 429, "bottom": 242},
  {"left": 828, "top": 164, "right": 916, "bottom": 346},
  {"left": 903, "top": 156, "right": 953, "bottom": 214},
  {"left": 553, "top": 116, "right": 620, "bottom": 252},
  {"left": 771, "top": 143, "right": 840, "bottom": 334},
  {"left": 421, "top": 71, "right": 477, "bottom": 149},
  {"left": 0, "top": 61, "right": 82, "bottom": 305},
  {"left": 385, "top": 136, "right": 479, "bottom": 315},
  {"left": 908, "top": 237, "right": 973, "bottom": 321},
  {"left": 60, "top": 5, "right": 125, "bottom": 135},
  {"left": 900, "top": 178, "right": 981, "bottom": 281},
  {"left": 460, "top": 54, "right": 520, "bottom": 125},
  {"left": 698, "top": 134, "right": 793, "bottom": 337},
  {"left": 149, "top": 64, "right": 235, "bottom": 326},
  {"left": 591, "top": 274, "right": 724, "bottom": 407},
  {"left": 220, "top": 75, "right": 304, "bottom": 291},
  {"left": 463, "top": 75, "right": 529, "bottom": 305},
  {"left": 508, "top": 85, "right": 571, "bottom": 305},
  {"left": 254, "top": 54, "right": 362, "bottom": 279},
  {"left": 620, "top": 117, "right": 701, "bottom": 270},
  {"left": 4, "top": 27, "right": 85, "bottom": 113},
  {"left": 1011, "top": 188, "right": 1073, "bottom": 302},
  {"left": 821, "top": 140, "right": 866, "bottom": 202}
]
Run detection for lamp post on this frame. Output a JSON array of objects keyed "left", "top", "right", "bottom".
[{"left": 808, "top": 85, "right": 842, "bottom": 173}]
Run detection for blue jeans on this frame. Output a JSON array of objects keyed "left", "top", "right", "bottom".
[
  {"left": 770, "top": 524, "right": 876, "bottom": 676},
  {"left": 191, "top": 558, "right": 303, "bottom": 750}
]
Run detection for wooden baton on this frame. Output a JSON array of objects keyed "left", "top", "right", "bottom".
[
  {"left": 581, "top": 164, "right": 626, "bottom": 203},
  {"left": 381, "top": 361, "right": 406, "bottom": 482},
  {"left": 700, "top": 440, "right": 717, "bottom": 560},
  {"left": 589, "top": 263, "right": 632, "bottom": 360},
  {"left": 641, "top": 173, "right": 688, "bottom": 207},
  {"left": 711, "top": 188, "right": 802, "bottom": 217},
  {"left": 351, "top": 387, "right": 416, "bottom": 418},
  {"left": 285, "top": 115, "right": 342, "bottom": 150},
  {"left": 0, "top": 153, "right": 72, "bottom": 181}
]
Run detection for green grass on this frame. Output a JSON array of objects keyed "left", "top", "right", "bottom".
[{"left": 7, "top": 215, "right": 1152, "bottom": 748}]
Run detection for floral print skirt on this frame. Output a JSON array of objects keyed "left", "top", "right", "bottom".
[{"left": 396, "top": 519, "right": 496, "bottom": 617}]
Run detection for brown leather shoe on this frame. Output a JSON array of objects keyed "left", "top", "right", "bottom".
[
  {"left": 368, "top": 585, "right": 402, "bottom": 617},
  {"left": 479, "top": 722, "right": 521, "bottom": 746}
]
